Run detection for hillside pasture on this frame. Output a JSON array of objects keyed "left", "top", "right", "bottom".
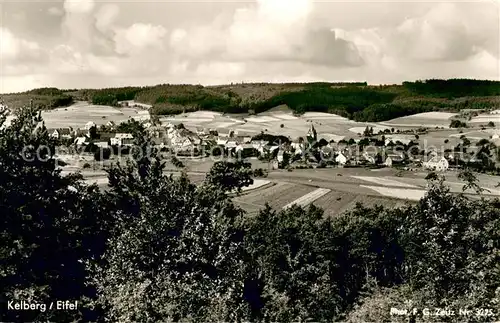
[
  {"left": 41, "top": 101, "right": 148, "bottom": 128},
  {"left": 381, "top": 112, "right": 458, "bottom": 128}
]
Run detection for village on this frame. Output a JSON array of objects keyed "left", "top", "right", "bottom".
[{"left": 47, "top": 115, "right": 499, "bottom": 175}]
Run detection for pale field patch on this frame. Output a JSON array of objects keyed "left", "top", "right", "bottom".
[
  {"left": 360, "top": 185, "right": 426, "bottom": 201},
  {"left": 352, "top": 176, "right": 419, "bottom": 188},
  {"left": 207, "top": 122, "right": 239, "bottom": 128},
  {"left": 470, "top": 115, "right": 500, "bottom": 123},
  {"left": 318, "top": 133, "right": 345, "bottom": 142},
  {"left": 449, "top": 130, "right": 495, "bottom": 140},
  {"left": 41, "top": 101, "right": 147, "bottom": 128},
  {"left": 187, "top": 111, "right": 221, "bottom": 118},
  {"left": 283, "top": 188, "right": 331, "bottom": 209},
  {"left": 239, "top": 179, "right": 271, "bottom": 192},
  {"left": 349, "top": 126, "right": 389, "bottom": 134},
  {"left": 402, "top": 112, "right": 458, "bottom": 120},
  {"left": 245, "top": 116, "right": 281, "bottom": 123},
  {"left": 271, "top": 113, "right": 299, "bottom": 120},
  {"left": 381, "top": 112, "right": 458, "bottom": 128},
  {"left": 164, "top": 117, "right": 214, "bottom": 123},
  {"left": 302, "top": 112, "right": 348, "bottom": 120}
]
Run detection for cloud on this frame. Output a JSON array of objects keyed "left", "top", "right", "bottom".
[
  {"left": 94, "top": 4, "right": 120, "bottom": 33},
  {"left": 0, "top": 28, "right": 48, "bottom": 77},
  {"left": 63, "top": 0, "right": 95, "bottom": 14},
  {"left": 113, "top": 23, "right": 168, "bottom": 55},
  {"left": 48, "top": 6, "right": 64, "bottom": 16},
  {"left": 0, "top": 0, "right": 498, "bottom": 93},
  {"left": 171, "top": 0, "right": 363, "bottom": 68}
]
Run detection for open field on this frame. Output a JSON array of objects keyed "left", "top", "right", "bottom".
[
  {"left": 41, "top": 101, "right": 149, "bottom": 128},
  {"left": 77, "top": 164, "right": 500, "bottom": 218},
  {"left": 470, "top": 111, "right": 500, "bottom": 124},
  {"left": 381, "top": 112, "right": 458, "bottom": 128},
  {"left": 282, "top": 188, "right": 331, "bottom": 209},
  {"left": 160, "top": 109, "right": 398, "bottom": 141},
  {"left": 360, "top": 185, "right": 425, "bottom": 201},
  {"left": 449, "top": 129, "right": 498, "bottom": 140},
  {"left": 233, "top": 182, "right": 317, "bottom": 215}
]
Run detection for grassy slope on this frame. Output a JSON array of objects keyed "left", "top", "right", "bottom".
[{"left": 3, "top": 80, "right": 500, "bottom": 122}]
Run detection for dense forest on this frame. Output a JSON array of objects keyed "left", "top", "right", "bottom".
[
  {"left": 2, "top": 87, "right": 74, "bottom": 110},
  {"left": 1, "top": 106, "right": 499, "bottom": 322},
  {"left": 2, "top": 79, "right": 500, "bottom": 121},
  {"left": 402, "top": 79, "right": 500, "bottom": 98}
]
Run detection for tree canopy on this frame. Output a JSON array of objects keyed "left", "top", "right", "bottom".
[{"left": 1, "top": 107, "right": 500, "bottom": 322}]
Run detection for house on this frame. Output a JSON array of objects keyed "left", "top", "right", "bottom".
[
  {"left": 423, "top": 156, "right": 449, "bottom": 171},
  {"left": 50, "top": 128, "right": 73, "bottom": 140},
  {"left": 384, "top": 154, "right": 404, "bottom": 167},
  {"left": 118, "top": 100, "right": 130, "bottom": 107},
  {"left": 106, "top": 121, "right": 116, "bottom": 129},
  {"left": 50, "top": 129, "right": 60, "bottom": 139},
  {"left": 110, "top": 133, "right": 134, "bottom": 146},
  {"left": 94, "top": 139, "right": 110, "bottom": 149},
  {"left": 172, "top": 136, "right": 196, "bottom": 152},
  {"left": 234, "top": 135, "right": 253, "bottom": 144},
  {"left": 85, "top": 121, "right": 96, "bottom": 131},
  {"left": 74, "top": 136, "right": 90, "bottom": 146},
  {"left": 269, "top": 146, "right": 280, "bottom": 154},
  {"left": 189, "top": 136, "right": 201, "bottom": 146},
  {"left": 251, "top": 140, "right": 269, "bottom": 150},
  {"left": 196, "top": 127, "right": 207, "bottom": 136},
  {"left": 270, "top": 160, "right": 280, "bottom": 170},
  {"left": 335, "top": 152, "right": 348, "bottom": 166},
  {"left": 225, "top": 141, "right": 239, "bottom": 150},
  {"left": 218, "top": 128, "right": 234, "bottom": 138},
  {"left": 235, "top": 143, "right": 258, "bottom": 158},
  {"left": 385, "top": 138, "right": 411, "bottom": 146},
  {"left": 363, "top": 150, "right": 379, "bottom": 164},
  {"left": 307, "top": 124, "right": 317, "bottom": 143},
  {"left": 277, "top": 150, "right": 285, "bottom": 163},
  {"left": 217, "top": 138, "right": 228, "bottom": 146}
]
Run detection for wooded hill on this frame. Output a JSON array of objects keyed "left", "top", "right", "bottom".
[{"left": 3, "top": 79, "right": 500, "bottom": 122}]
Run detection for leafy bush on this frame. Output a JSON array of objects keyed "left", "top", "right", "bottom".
[{"left": 450, "top": 119, "right": 468, "bottom": 128}]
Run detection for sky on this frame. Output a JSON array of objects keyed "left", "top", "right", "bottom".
[{"left": 0, "top": 0, "right": 499, "bottom": 93}]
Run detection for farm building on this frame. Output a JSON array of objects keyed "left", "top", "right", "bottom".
[
  {"left": 218, "top": 129, "right": 234, "bottom": 138},
  {"left": 106, "top": 121, "right": 116, "bottom": 129},
  {"left": 384, "top": 153, "right": 405, "bottom": 167},
  {"left": 74, "top": 136, "right": 90, "bottom": 146},
  {"left": 85, "top": 121, "right": 96, "bottom": 131},
  {"left": 307, "top": 124, "right": 317, "bottom": 143},
  {"left": 217, "top": 138, "right": 228, "bottom": 146},
  {"left": 336, "top": 152, "right": 348, "bottom": 166},
  {"left": 363, "top": 150, "right": 380, "bottom": 165},
  {"left": 49, "top": 128, "right": 72, "bottom": 140},
  {"left": 94, "top": 139, "right": 110, "bottom": 149},
  {"left": 196, "top": 127, "right": 207, "bottom": 136},
  {"left": 110, "top": 133, "right": 134, "bottom": 146},
  {"left": 423, "top": 156, "right": 449, "bottom": 171},
  {"left": 171, "top": 137, "right": 195, "bottom": 151},
  {"left": 277, "top": 150, "right": 285, "bottom": 163}
]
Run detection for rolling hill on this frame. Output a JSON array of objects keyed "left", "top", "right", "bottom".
[{"left": 2, "top": 79, "right": 499, "bottom": 122}]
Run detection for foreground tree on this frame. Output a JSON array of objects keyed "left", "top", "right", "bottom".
[
  {"left": 243, "top": 204, "right": 342, "bottom": 321},
  {"left": 92, "top": 133, "right": 251, "bottom": 322},
  {"left": 205, "top": 160, "right": 253, "bottom": 193},
  {"left": 0, "top": 107, "right": 111, "bottom": 321}
]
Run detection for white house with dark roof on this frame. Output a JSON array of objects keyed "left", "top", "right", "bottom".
[
  {"left": 423, "top": 156, "right": 449, "bottom": 171},
  {"left": 85, "top": 121, "right": 96, "bottom": 131},
  {"left": 335, "top": 151, "right": 348, "bottom": 166},
  {"left": 110, "top": 133, "right": 134, "bottom": 146}
]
